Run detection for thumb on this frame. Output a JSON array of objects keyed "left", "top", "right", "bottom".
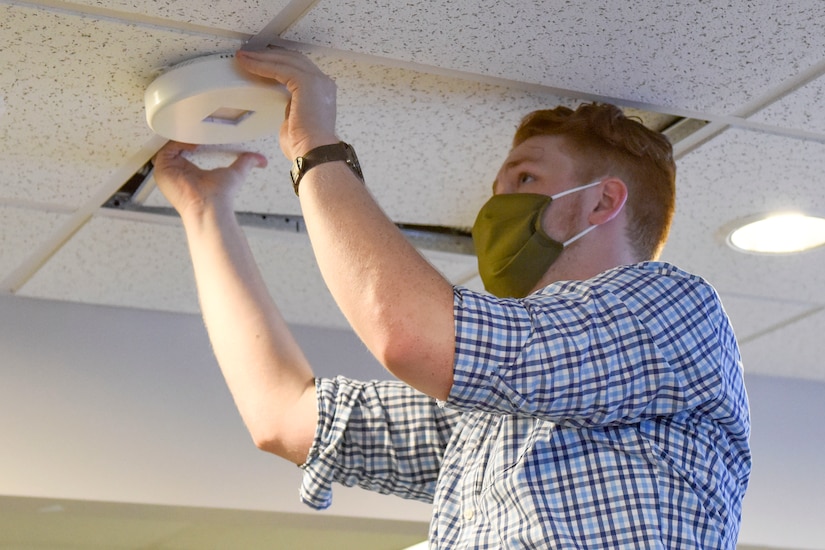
[{"left": 229, "top": 152, "right": 268, "bottom": 177}]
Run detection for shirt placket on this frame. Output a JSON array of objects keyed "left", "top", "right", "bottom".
[{"left": 459, "top": 414, "right": 495, "bottom": 547}]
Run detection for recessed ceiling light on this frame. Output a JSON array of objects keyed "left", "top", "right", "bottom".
[{"left": 727, "top": 212, "right": 825, "bottom": 254}]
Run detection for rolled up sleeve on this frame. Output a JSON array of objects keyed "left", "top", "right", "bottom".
[{"left": 300, "top": 376, "right": 460, "bottom": 510}]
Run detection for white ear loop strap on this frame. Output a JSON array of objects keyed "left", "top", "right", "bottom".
[
  {"left": 549, "top": 178, "right": 603, "bottom": 200},
  {"left": 563, "top": 223, "right": 599, "bottom": 247}
]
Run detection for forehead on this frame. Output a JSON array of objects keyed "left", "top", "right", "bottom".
[{"left": 501, "top": 135, "right": 577, "bottom": 171}]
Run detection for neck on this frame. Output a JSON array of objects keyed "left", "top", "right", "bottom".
[{"left": 529, "top": 229, "right": 639, "bottom": 291}]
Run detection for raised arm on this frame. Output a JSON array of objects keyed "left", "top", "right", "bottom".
[
  {"left": 153, "top": 142, "right": 318, "bottom": 465},
  {"left": 236, "top": 48, "right": 456, "bottom": 400}
]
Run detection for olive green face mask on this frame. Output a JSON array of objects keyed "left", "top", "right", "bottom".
[{"left": 471, "top": 180, "right": 602, "bottom": 298}]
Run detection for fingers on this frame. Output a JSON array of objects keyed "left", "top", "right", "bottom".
[
  {"left": 153, "top": 141, "right": 198, "bottom": 166},
  {"left": 230, "top": 152, "right": 269, "bottom": 178},
  {"left": 235, "top": 48, "right": 323, "bottom": 86},
  {"left": 234, "top": 47, "right": 338, "bottom": 160},
  {"left": 156, "top": 140, "right": 198, "bottom": 156},
  {"left": 153, "top": 140, "right": 267, "bottom": 188},
  {"left": 155, "top": 142, "right": 264, "bottom": 169}
]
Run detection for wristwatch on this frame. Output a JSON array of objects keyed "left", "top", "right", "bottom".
[{"left": 290, "top": 141, "right": 364, "bottom": 196}]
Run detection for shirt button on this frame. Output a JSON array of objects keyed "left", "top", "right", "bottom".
[{"left": 463, "top": 508, "right": 475, "bottom": 521}]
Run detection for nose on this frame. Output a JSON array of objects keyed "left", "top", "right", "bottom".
[{"left": 492, "top": 178, "right": 512, "bottom": 195}]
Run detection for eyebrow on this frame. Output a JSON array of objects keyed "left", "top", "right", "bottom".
[
  {"left": 499, "top": 154, "right": 539, "bottom": 178},
  {"left": 500, "top": 158, "right": 525, "bottom": 175},
  {"left": 493, "top": 157, "right": 530, "bottom": 192},
  {"left": 493, "top": 146, "right": 546, "bottom": 192}
]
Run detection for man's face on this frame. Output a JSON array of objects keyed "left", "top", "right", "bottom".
[
  {"left": 493, "top": 135, "right": 579, "bottom": 197},
  {"left": 492, "top": 135, "right": 589, "bottom": 243}
]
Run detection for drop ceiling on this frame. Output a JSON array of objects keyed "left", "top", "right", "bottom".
[{"left": 1, "top": 0, "right": 824, "bottom": 548}]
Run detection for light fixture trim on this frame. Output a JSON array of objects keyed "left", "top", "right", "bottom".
[{"left": 725, "top": 212, "right": 825, "bottom": 255}]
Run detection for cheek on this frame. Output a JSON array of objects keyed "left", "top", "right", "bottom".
[{"left": 540, "top": 197, "right": 585, "bottom": 241}]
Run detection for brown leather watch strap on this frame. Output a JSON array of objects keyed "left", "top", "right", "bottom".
[{"left": 290, "top": 142, "right": 363, "bottom": 196}]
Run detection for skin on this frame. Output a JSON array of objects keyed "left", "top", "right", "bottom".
[{"left": 152, "top": 47, "right": 637, "bottom": 466}]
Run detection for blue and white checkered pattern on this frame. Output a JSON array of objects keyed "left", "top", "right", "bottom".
[{"left": 300, "top": 262, "right": 751, "bottom": 549}]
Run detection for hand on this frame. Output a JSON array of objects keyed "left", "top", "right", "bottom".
[
  {"left": 235, "top": 48, "right": 339, "bottom": 160},
  {"left": 153, "top": 141, "right": 267, "bottom": 220}
]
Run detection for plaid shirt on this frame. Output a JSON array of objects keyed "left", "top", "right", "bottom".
[{"left": 300, "top": 262, "right": 751, "bottom": 549}]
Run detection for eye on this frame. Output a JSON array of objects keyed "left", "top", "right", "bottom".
[{"left": 518, "top": 173, "right": 535, "bottom": 185}]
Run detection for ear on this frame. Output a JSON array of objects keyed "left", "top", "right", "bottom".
[{"left": 588, "top": 178, "right": 628, "bottom": 225}]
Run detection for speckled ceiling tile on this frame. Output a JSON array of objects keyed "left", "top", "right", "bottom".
[
  {"left": 328, "top": 58, "right": 576, "bottom": 229},
  {"left": 253, "top": 229, "right": 481, "bottom": 329},
  {"left": 15, "top": 206, "right": 480, "bottom": 329},
  {"left": 18, "top": 213, "right": 351, "bottom": 329},
  {"left": 713, "top": 291, "right": 821, "bottom": 380},
  {"left": 251, "top": 227, "right": 480, "bottom": 329},
  {"left": 749, "top": 73, "right": 825, "bottom": 134},
  {"left": 661, "top": 127, "right": 825, "bottom": 307},
  {"left": 719, "top": 294, "right": 813, "bottom": 345},
  {"left": 64, "top": 0, "right": 293, "bottom": 35},
  {"left": 0, "top": 4, "right": 240, "bottom": 208},
  {"left": 0, "top": 206, "right": 67, "bottom": 282},
  {"left": 284, "top": 0, "right": 825, "bottom": 115},
  {"left": 739, "top": 307, "right": 825, "bottom": 382},
  {"left": 245, "top": 226, "right": 348, "bottom": 329},
  {"left": 18, "top": 216, "right": 201, "bottom": 314}
]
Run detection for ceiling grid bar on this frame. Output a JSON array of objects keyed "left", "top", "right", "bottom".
[
  {"left": 241, "top": 0, "right": 321, "bottom": 50},
  {"left": 1, "top": 0, "right": 249, "bottom": 41},
  {"left": 738, "top": 304, "right": 825, "bottom": 345}
]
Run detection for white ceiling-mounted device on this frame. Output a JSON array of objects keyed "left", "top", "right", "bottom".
[{"left": 144, "top": 52, "right": 289, "bottom": 144}]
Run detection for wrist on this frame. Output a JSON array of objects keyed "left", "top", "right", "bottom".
[
  {"left": 290, "top": 141, "right": 364, "bottom": 196},
  {"left": 178, "top": 195, "right": 236, "bottom": 229},
  {"left": 290, "top": 135, "right": 339, "bottom": 159}
]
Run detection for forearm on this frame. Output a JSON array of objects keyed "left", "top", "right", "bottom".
[
  {"left": 231, "top": 48, "right": 456, "bottom": 399},
  {"left": 297, "top": 162, "right": 456, "bottom": 400},
  {"left": 181, "top": 204, "right": 318, "bottom": 464}
]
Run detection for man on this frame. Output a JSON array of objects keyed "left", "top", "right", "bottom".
[{"left": 153, "top": 47, "right": 751, "bottom": 548}]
